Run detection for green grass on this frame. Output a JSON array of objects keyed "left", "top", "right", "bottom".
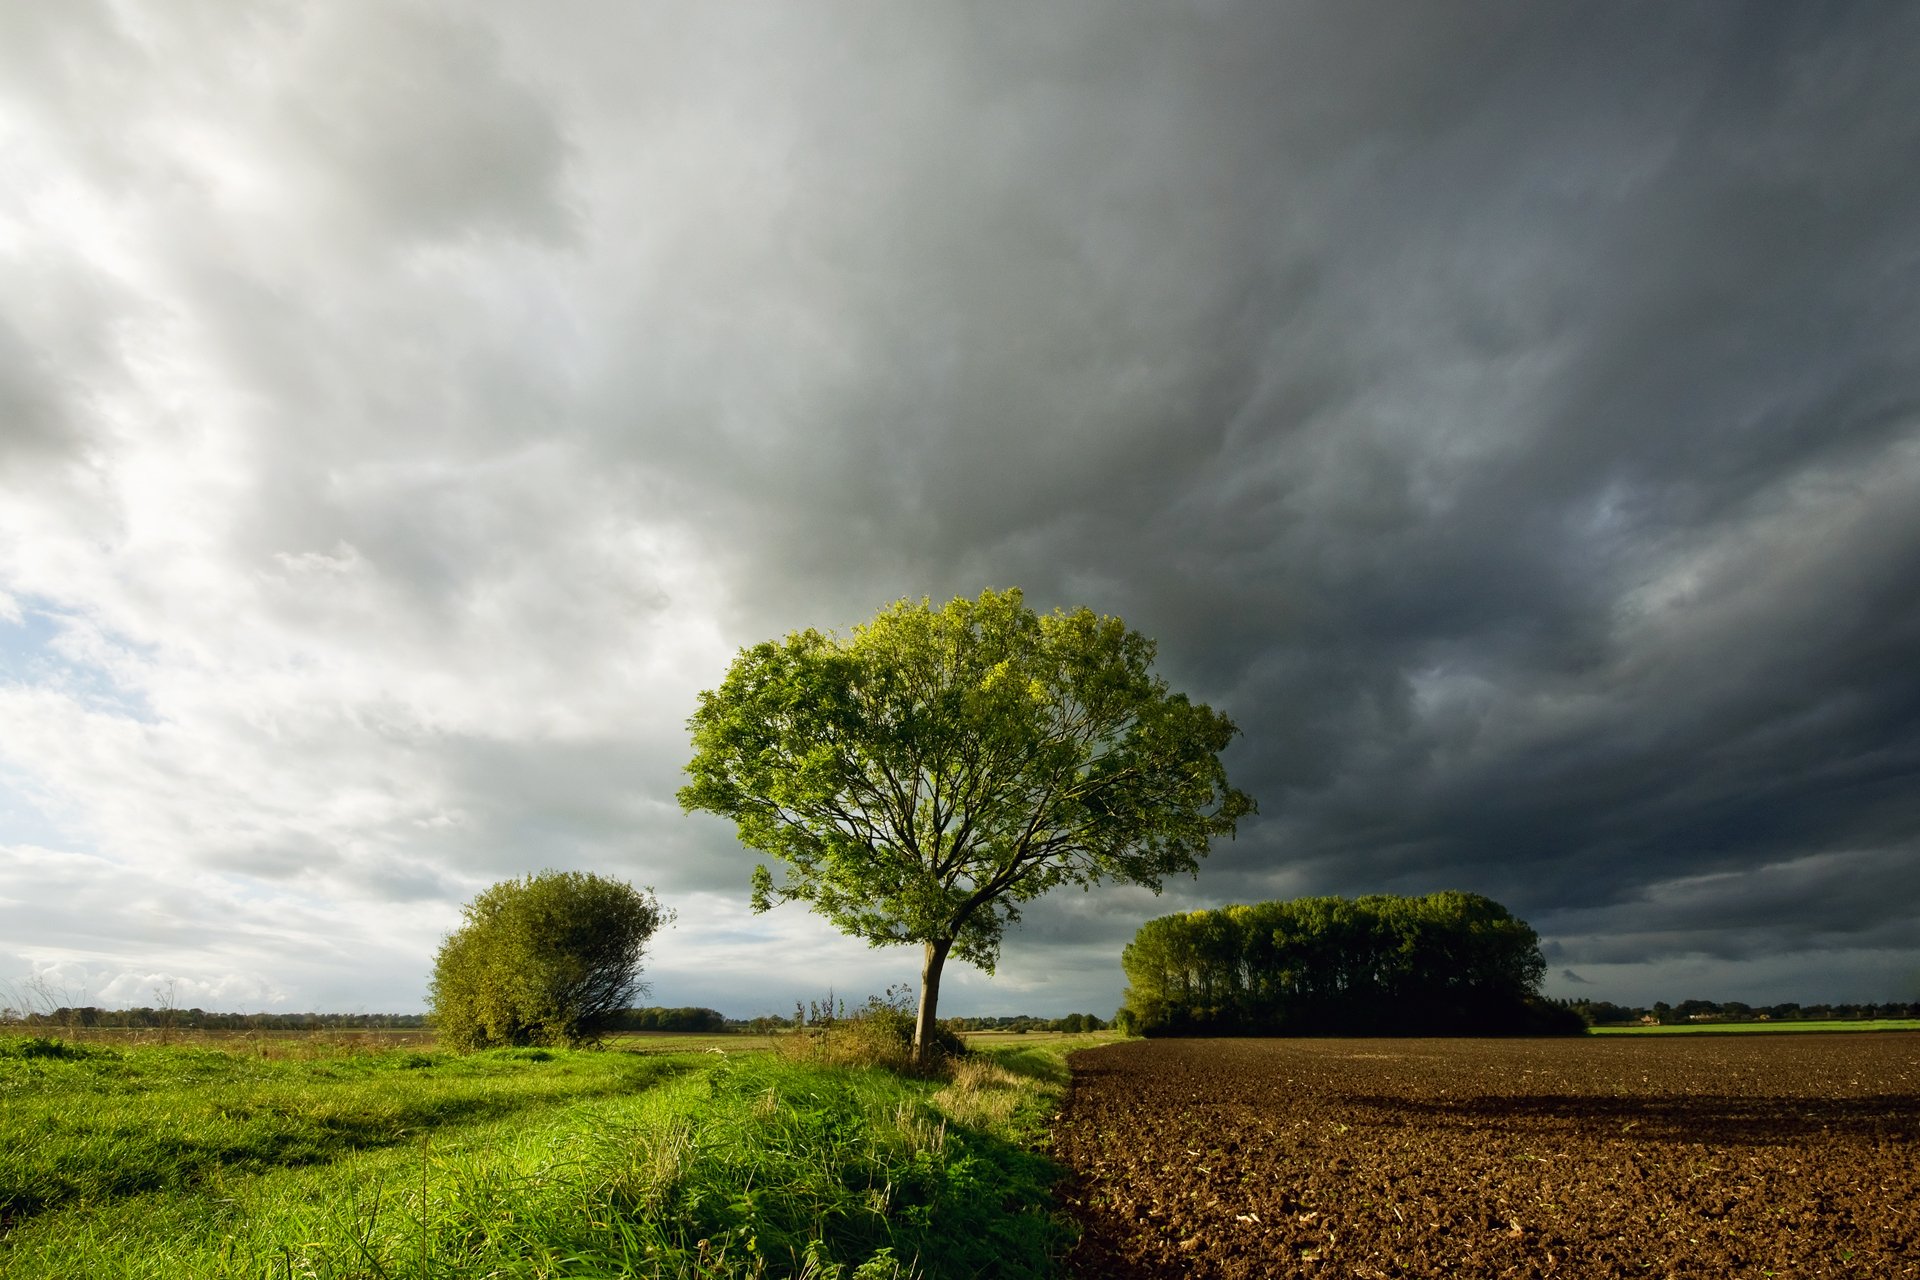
[
  {"left": 605, "top": 1030, "right": 782, "bottom": 1055},
  {"left": 0, "top": 1032, "right": 1100, "bottom": 1279},
  {"left": 1588, "top": 1019, "right": 1920, "bottom": 1035},
  {"left": 0, "top": 1037, "right": 679, "bottom": 1218}
]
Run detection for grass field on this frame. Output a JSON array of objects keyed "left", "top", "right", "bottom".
[
  {"left": 0, "top": 1030, "right": 1112, "bottom": 1279},
  {"left": 1588, "top": 1018, "right": 1920, "bottom": 1035}
]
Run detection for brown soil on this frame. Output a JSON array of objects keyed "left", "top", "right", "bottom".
[{"left": 1051, "top": 1035, "right": 1918, "bottom": 1278}]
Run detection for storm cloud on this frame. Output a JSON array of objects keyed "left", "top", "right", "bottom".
[{"left": 2, "top": 2, "right": 1916, "bottom": 1014}]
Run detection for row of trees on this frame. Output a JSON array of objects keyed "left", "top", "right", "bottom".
[
  {"left": 943, "top": 1013, "right": 1110, "bottom": 1033},
  {"left": 601, "top": 1006, "right": 730, "bottom": 1033},
  {"left": 1570, "top": 998, "right": 1920, "bottom": 1026},
  {"left": 19, "top": 995, "right": 1903, "bottom": 1038},
  {"left": 1119, "top": 891, "right": 1579, "bottom": 1036},
  {"left": 0, "top": 1007, "right": 429, "bottom": 1032}
]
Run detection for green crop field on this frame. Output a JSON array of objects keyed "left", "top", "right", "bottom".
[
  {"left": 0, "top": 1031, "right": 1111, "bottom": 1279},
  {"left": 1588, "top": 1019, "right": 1920, "bottom": 1035}
]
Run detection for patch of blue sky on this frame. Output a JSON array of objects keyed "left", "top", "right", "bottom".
[
  {"left": 0, "top": 597, "right": 157, "bottom": 724},
  {"left": 0, "top": 767, "right": 77, "bottom": 851}
]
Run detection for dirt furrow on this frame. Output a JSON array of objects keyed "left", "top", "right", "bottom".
[{"left": 1051, "top": 1036, "right": 1918, "bottom": 1278}]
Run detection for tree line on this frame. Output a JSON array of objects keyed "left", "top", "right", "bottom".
[
  {"left": 944, "top": 1013, "right": 1110, "bottom": 1033},
  {"left": 1569, "top": 998, "right": 1919, "bottom": 1026},
  {"left": 601, "top": 1006, "right": 730, "bottom": 1032},
  {"left": 0, "top": 1008, "right": 429, "bottom": 1032},
  {"left": 0, "top": 1005, "right": 724, "bottom": 1034},
  {"left": 1118, "top": 891, "right": 1581, "bottom": 1036}
]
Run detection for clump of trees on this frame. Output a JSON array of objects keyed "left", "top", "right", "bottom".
[
  {"left": 680, "top": 588, "right": 1252, "bottom": 1066},
  {"left": 429, "top": 871, "right": 670, "bottom": 1051},
  {"left": 1118, "top": 891, "right": 1580, "bottom": 1036}
]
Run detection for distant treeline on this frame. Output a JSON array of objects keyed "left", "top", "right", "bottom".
[
  {"left": 1, "top": 1004, "right": 1115, "bottom": 1036},
  {"left": 11, "top": 997, "right": 1909, "bottom": 1038},
  {"left": 2, "top": 1008, "right": 428, "bottom": 1031},
  {"left": 728, "top": 1010, "right": 1110, "bottom": 1034},
  {"left": 1119, "top": 891, "right": 1582, "bottom": 1036},
  {"left": 6, "top": 1006, "right": 756, "bottom": 1036},
  {"left": 600, "top": 1006, "right": 730, "bottom": 1032},
  {"left": 1568, "top": 998, "right": 1920, "bottom": 1026},
  {"left": 0, "top": 1006, "right": 730, "bottom": 1034},
  {"left": 943, "top": 1013, "right": 1109, "bottom": 1033}
]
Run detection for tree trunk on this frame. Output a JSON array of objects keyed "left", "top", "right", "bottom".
[{"left": 915, "top": 937, "right": 954, "bottom": 1069}]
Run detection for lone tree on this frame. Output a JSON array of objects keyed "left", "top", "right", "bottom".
[
  {"left": 429, "top": 870, "right": 669, "bottom": 1050},
  {"left": 679, "top": 588, "right": 1253, "bottom": 1065}
]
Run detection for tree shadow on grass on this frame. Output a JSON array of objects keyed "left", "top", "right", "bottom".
[{"left": 985, "top": 1045, "right": 1074, "bottom": 1088}]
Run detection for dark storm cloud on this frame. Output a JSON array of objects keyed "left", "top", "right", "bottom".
[{"left": 568, "top": 2, "right": 1920, "bottom": 993}]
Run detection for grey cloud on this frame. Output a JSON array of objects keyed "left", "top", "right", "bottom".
[
  {"left": 352, "top": 857, "right": 462, "bottom": 906},
  {"left": 0, "top": 254, "right": 140, "bottom": 488},
  {"left": 268, "top": 5, "right": 574, "bottom": 246},
  {"left": 0, "top": 320, "right": 72, "bottom": 468},
  {"left": 200, "top": 834, "right": 345, "bottom": 882},
  {"left": 1541, "top": 848, "right": 1920, "bottom": 961},
  {"left": 6, "top": 3, "right": 571, "bottom": 245}
]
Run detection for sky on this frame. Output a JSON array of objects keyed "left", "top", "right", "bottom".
[{"left": 2, "top": 2, "right": 1917, "bottom": 1020}]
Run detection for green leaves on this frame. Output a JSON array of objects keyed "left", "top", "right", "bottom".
[
  {"left": 1119, "top": 891, "right": 1552, "bottom": 1035},
  {"left": 428, "top": 871, "right": 670, "bottom": 1051},
  {"left": 680, "top": 588, "right": 1254, "bottom": 981}
]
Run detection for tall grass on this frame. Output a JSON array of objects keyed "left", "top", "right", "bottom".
[{"left": 0, "top": 1028, "right": 1098, "bottom": 1279}]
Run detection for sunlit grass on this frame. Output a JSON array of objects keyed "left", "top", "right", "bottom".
[
  {"left": 0, "top": 1037, "right": 675, "bottom": 1223},
  {"left": 0, "top": 1030, "right": 1094, "bottom": 1278}
]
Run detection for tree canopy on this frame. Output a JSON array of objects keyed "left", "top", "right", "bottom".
[
  {"left": 428, "top": 871, "right": 669, "bottom": 1051},
  {"left": 1119, "top": 891, "right": 1578, "bottom": 1036},
  {"left": 679, "top": 588, "right": 1253, "bottom": 1062}
]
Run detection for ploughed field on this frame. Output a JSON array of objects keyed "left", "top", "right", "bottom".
[{"left": 1052, "top": 1035, "right": 1918, "bottom": 1278}]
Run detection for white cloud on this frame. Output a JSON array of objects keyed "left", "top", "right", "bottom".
[{"left": 0, "top": 1, "right": 744, "bottom": 1005}]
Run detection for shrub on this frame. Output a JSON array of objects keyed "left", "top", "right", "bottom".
[{"left": 429, "top": 871, "right": 670, "bottom": 1051}]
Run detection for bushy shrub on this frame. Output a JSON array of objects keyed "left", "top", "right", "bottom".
[{"left": 429, "top": 871, "right": 670, "bottom": 1051}]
